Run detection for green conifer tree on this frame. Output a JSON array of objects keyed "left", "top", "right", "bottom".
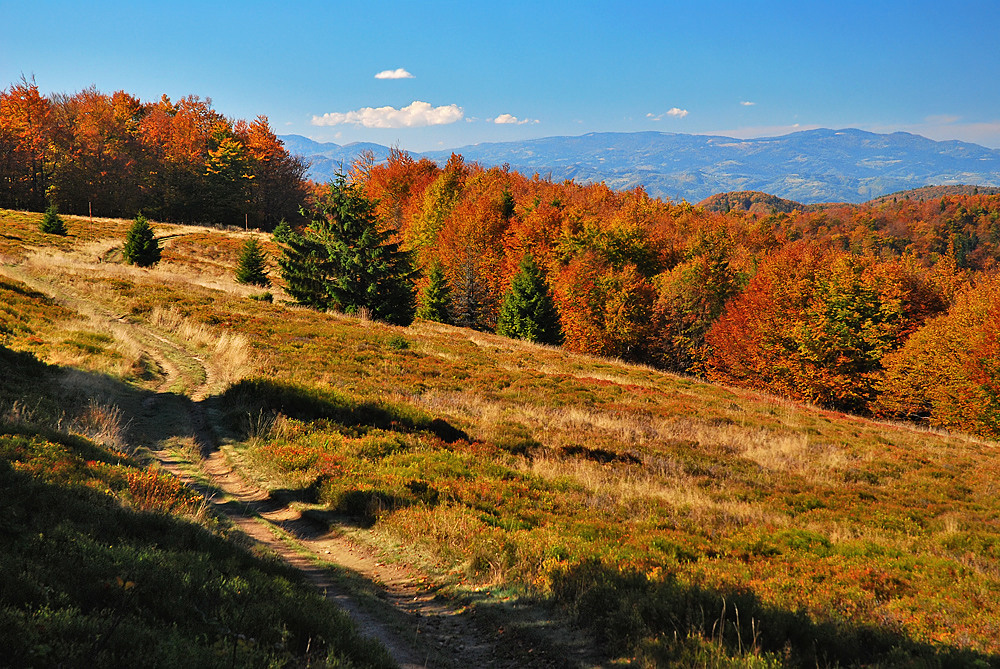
[
  {"left": 235, "top": 237, "right": 270, "bottom": 286},
  {"left": 450, "top": 256, "right": 489, "bottom": 331},
  {"left": 39, "top": 204, "right": 67, "bottom": 235},
  {"left": 278, "top": 230, "right": 331, "bottom": 309},
  {"left": 272, "top": 219, "right": 293, "bottom": 244},
  {"left": 416, "top": 261, "right": 452, "bottom": 323},
  {"left": 496, "top": 254, "right": 562, "bottom": 344},
  {"left": 121, "top": 214, "right": 160, "bottom": 267},
  {"left": 279, "top": 176, "right": 415, "bottom": 325}
]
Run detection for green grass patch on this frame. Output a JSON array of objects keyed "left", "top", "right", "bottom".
[{"left": 0, "top": 419, "right": 392, "bottom": 669}]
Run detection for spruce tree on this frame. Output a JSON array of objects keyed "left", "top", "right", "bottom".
[
  {"left": 272, "top": 219, "right": 293, "bottom": 244},
  {"left": 496, "top": 254, "right": 562, "bottom": 344},
  {"left": 39, "top": 204, "right": 67, "bottom": 235},
  {"left": 416, "top": 261, "right": 452, "bottom": 323},
  {"left": 450, "top": 257, "right": 489, "bottom": 331},
  {"left": 278, "top": 230, "right": 332, "bottom": 309},
  {"left": 235, "top": 236, "right": 270, "bottom": 286},
  {"left": 279, "top": 176, "right": 415, "bottom": 325},
  {"left": 121, "top": 214, "right": 160, "bottom": 267}
]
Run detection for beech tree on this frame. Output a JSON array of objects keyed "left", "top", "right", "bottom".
[
  {"left": 280, "top": 177, "right": 415, "bottom": 326},
  {"left": 496, "top": 254, "right": 561, "bottom": 344},
  {"left": 0, "top": 85, "right": 306, "bottom": 226},
  {"left": 704, "top": 245, "right": 946, "bottom": 412},
  {"left": 650, "top": 230, "right": 743, "bottom": 372},
  {"left": 876, "top": 276, "right": 1000, "bottom": 436}
]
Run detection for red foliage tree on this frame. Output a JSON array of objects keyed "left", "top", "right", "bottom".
[{"left": 704, "top": 244, "right": 946, "bottom": 412}]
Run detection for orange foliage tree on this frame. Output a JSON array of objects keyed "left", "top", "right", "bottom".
[
  {"left": 650, "top": 229, "right": 745, "bottom": 372},
  {"left": 704, "top": 244, "right": 946, "bottom": 412},
  {"left": 876, "top": 275, "right": 1000, "bottom": 436},
  {"left": 0, "top": 77, "right": 53, "bottom": 210},
  {"left": 0, "top": 83, "right": 306, "bottom": 228}
]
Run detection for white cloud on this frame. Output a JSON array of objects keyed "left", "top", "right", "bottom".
[
  {"left": 311, "top": 101, "right": 464, "bottom": 128},
  {"left": 647, "top": 107, "right": 689, "bottom": 121},
  {"left": 374, "top": 68, "right": 414, "bottom": 80},
  {"left": 740, "top": 101, "right": 756, "bottom": 106},
  {"left": 493, "top": 113, "right": 539, "bottom": 125}
]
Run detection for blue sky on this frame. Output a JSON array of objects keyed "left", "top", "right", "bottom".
[{"left": 3, "top": 1, "right": 999, "bottom": 152}]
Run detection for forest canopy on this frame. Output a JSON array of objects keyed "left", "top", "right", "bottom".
[
  {"left": 352, "top": 150, "right": 1000, "bottom": 437},
  {"left": 6, "top": 79, "right": 1000, "bottom": 440},
  {"left": 0, "top": 78, "right": 307, "bottom": 229}
]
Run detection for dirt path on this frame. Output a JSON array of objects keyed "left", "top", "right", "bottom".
[
  {"left": 1, "top": 254, "right": 583, "bottom": 669},
  {"left": 156, "top": 378, "right": 543, "bottom": 668}
]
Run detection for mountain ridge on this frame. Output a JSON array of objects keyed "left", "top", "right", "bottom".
[{"left": 282, "top": 128, "right": 1000, "bottom": 204}]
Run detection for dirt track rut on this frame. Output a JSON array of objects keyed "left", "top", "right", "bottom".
[{"left": 1, "top": 253, "right": 576, "bottom": 668}]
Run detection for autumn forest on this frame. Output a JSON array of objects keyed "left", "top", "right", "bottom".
[
  {"left": 7, "top": 79, "right": 1000, "bottom": 666},
  {"left": 3, "top": 78, "right": 1000, "bottom": 439}
]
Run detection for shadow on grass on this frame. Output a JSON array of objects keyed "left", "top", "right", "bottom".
[
  {"left": 0, "top": 454, "right": 393, "bottom": 669},
  {"left": 0, "top": 345, "right": 403, "bottom": 666},
  {"left": 221, "top": 376, "right": 469, "bottom": 443},
  {"left": 548, "top": 558, "right": 1000, "bottom": 667}
]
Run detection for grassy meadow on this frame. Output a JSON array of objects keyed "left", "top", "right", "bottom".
[{"left": 2, "top": 208, "right": 999, "bottom": 667}]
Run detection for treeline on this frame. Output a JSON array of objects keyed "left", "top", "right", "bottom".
[
  {"left": 8, "top": 76, "right": 999, "bottom": 439},
  {"left": 0, "top": 78, "right": 306, "bottom": 228},
  {"left": 303, "top": 150, "right": 1000, "bottom": 438}
]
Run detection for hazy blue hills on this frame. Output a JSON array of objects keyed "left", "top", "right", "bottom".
[
  {"left": 281, "top": 135, "right": 394, "bottom": 179},
  {"left": 281, "top": 128, "right": 1000, "bottom": 205}
]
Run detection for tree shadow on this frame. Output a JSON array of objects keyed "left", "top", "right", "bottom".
[
  {"left": 0, "top": 436, "right": 389, "bottom": 669},
  {"left": 219, "top": 377, "right": 469, "bottom": 444},
  {"left": 548, "top": 558, "right": 1000, "bottom": 667}
]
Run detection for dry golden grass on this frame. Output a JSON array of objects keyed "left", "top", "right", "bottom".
[
  {"left": 3, "top": 232, "right": 262, "bottom": 395},
  {"left": 413, "top": 386, "right": 848, "bottom": 479},
  {"left": 19, "top": 233, "right": 288, "bottom": 302},
  {"left": 145, "top": 306, "right": 256, "bottom": 389},
  {"left": 9, "top": 209, "right": 1000, "bottom": 662},
  {"left": 68, "top": 398, "right": 130, "bottom": 452},
  {"left": 522, "top": 452, "right": 792, "bottom": 530}
]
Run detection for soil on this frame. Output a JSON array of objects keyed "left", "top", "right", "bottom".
[{"left": 0, "top": 246, "right": 602, "bottom": 669}]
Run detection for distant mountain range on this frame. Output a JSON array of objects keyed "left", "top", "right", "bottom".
[{"left": 280, "top": 128, "right": 1000, "bottom": 205}]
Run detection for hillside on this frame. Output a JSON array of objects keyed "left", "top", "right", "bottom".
[
  {"left": 0, "top": 215, "right": 394, "bottom": 667},
  {"left": 2, "top": 209, "right": 999, "bottom": 667},
  {"left": 865, "top": 183, "right": 1000, "bottom": 205},
  {"left": 286, "top": 128, "right": 1000, "bottom": 204},
  {"left": 695, "top": 190, "right": 808, "bottom": 213}
]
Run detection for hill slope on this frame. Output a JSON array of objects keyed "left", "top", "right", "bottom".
[
  {"left": 864, "top": 183, "right": 1000, "bottom": 205},
  {"left": 282, "top": 134, "right": 395, "bottom": 179},
  {"left": 696, "top": 190, "right": 809, "bottom": 213},
  {"left": 286, "top": 128, "right": 1000, "bottom": 204},
  {"left": 3, "top": 209, "right": 1000, "bottom": 667}
]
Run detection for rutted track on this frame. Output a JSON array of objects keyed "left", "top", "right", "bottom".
[{"left": 0, "top": 252, "right": 575, "bottom": 669}]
